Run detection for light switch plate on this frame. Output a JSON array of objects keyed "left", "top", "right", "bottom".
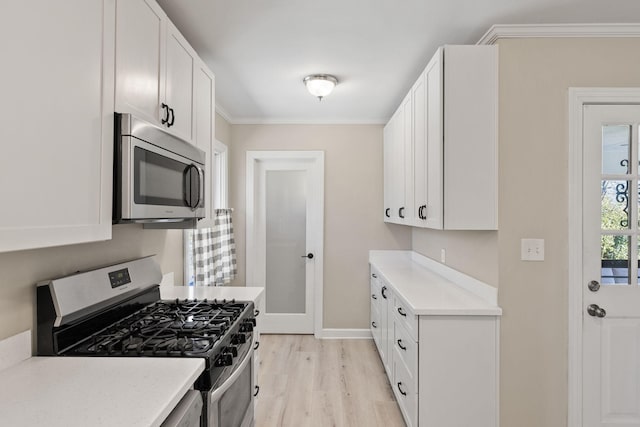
[{"left": 521, "top": 238, "right": 544, "bottom": 261}]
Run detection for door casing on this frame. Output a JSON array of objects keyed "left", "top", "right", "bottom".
[{"left": 568, "top": 88, "right": 640, "bottom": 427}]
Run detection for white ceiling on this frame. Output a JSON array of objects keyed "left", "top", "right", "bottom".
[{"left": 156, "top": 0, "right": 640, "bottom": 124}]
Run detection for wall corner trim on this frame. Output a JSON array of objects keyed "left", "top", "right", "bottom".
[
  {"left": 477, "top": 23, "right": 640, "bottom": 45},
  {"left": 0, "top": 330, "right": 31, "bottom": 372}
]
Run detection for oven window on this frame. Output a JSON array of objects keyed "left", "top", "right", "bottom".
[
  {"left": 134, "top": 146, "right": 189, "bottom": 206},
  {"left": 219, "top": 357, "right": 252, "bottom": 427}
]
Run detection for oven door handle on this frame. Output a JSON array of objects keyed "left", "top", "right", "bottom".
[{"left": 207, "top": 335, "right": 255, "bottom": 403}]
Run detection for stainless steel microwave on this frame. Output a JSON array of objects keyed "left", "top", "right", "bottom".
[{"left": 113, "top": 113, "right": 206, "bottom": 224}]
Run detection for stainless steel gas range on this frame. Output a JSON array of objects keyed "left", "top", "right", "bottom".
[{"left": 36, "top": 256, "right": 257, "bottom": 427}]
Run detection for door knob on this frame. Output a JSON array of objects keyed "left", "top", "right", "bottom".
[
  {"left": 588, "top": 280, "right": 600, "bottom": 292},
  {"left": 301, "top": 253, "right": 314, "bottom": 259},
  {"left": 587, "top": 304, "right": 606, "bottom": 318}
]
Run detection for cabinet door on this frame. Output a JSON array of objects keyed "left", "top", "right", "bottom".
[
  {"left": 194, "top": 61, "right": 216, "bottom": 228},
  {"left": 0, "top": 0, "right": 115, "bottom": 252},
  {"left": 391, "top": 108, "right": 405, "bottom": 222},
  {"left": 164, "top": 21, "right": 196, "bottom": 142},
  {"left": 381, "top": 283, "right": 393, "bottom": 377},
  {"left": 425, "top": 48, "right": 444, "bottom": 229},
  {"left": 401, "top": 93, "right": 413, "bottom": 226},
  {"left": 412, "top": 72, "right": 428, "bottom": 226},
  {"left": 386, "top": 94, "right": 412, "bottom": 225},
  {"left": 114, "top": 0, "right": 165, "bottom": 126},
  {"left": 442, "top": 45, "right": 498, "bottom": 230},
  {"left": 383, "top": 120, "right": 395, "bottom": 222}
]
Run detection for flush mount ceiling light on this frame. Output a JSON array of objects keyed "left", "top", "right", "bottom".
[{"left": 303, "top": 74, "right": 338, "bottom": 101}]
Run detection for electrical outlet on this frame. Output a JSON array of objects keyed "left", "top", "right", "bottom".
[{"left": 521, "top": 238, "right": 544, "bottom": 261}]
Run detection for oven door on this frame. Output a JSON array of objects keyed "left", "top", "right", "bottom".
[
  {"left": 206, "top": 343, "right": 255, "bottom": 427},
  {"left": 120, "top": 136, "right": 205, "bottom": 222}
]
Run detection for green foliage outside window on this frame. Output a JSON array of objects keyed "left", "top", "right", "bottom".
[{"left": 601, "top": 183, "right": 628, "bottom": 260}]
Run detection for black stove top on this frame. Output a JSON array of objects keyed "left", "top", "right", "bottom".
[
  {"left": 66, "top": 299, "right": 249, "bottom": 358},
  {"left": 36, "top": 257, "right": 257, "bottom": 392}
]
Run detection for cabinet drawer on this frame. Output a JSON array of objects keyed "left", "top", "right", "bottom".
[
  {"left": 393, "top": 320, "right": 418, "bottom": 383},
  {"left": 393, "top": 347, "right": 418, "bottom": 427},
  {"left": 394, "top": 295, "right": 418, "bottom": 342}
]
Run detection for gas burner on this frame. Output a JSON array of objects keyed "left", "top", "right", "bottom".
[{"left": 68, "top": 299, "right": 249, "bottom": 359}]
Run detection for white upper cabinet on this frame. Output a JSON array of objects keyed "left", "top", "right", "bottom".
[
  {"left": 440, "top": 45, "right": 497, "bottom": 230},
  {"left": 115, "top": 0, "right": 196, "bottom": 143},
  {"left": 164, "top": 21, "right": 197, "bottom": 142},
  {"left": 193, "top": 60, "right": 216, "bottom": 228},
  {"left": 387, "top": 44, "right": 498, "bottom": 230},
  {"left": 0, "top": 0, "right": 116, "bottom": 252},
  {"left": 114, "top": 0, "right": 163, "bottom": 126},
  {"left": 384, "top": 93, "right": 413, "bottom": 225}
]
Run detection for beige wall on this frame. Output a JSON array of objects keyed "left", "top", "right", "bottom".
[
  {"left": 215, "top": 112, "right": 232, "bottom": 146},
  {"left": 412, "top": 38, "right": 640, "bottom": 427},
  {"left": 412, "top": 229, "right": 498, "bottom": 285},
  {"left": 229, "top": 124, "right": 411, "bottom": 329},
  {"left": 0, "top": 225, "right": 183, "bottom": 347}
]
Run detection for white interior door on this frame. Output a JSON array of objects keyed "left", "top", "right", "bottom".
[
  {"left": 583, "top": 104, "right": 640, "bottom": 426},
  {"left": 246, "top": 151, "right": 324, "bottom": 336}
]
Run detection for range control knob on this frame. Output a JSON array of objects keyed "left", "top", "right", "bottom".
[
  {"left": 240, "top": 321, "right": 254, "bottom": 333},
  {"left": 232, "top": 333, "right": 247, "bottom": 344},
  {"left": 216, "top": 353, "right": 233, "bottom": 367},
  {"left": 228, "top": 345, "right": 238, "bottom": 357}
]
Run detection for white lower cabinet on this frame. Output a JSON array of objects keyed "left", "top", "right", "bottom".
[
  {"left": 370, "top": 268, "right": 393, "bottom": 377},
  {"left": 393, "top": 345, "right": 418, "bottom": 427},
  {"left": 369, "top": 253, "right": 500, "bottom": 427},
  {"left": 419, "top": 316, "right": 498, "bottom": 427}
]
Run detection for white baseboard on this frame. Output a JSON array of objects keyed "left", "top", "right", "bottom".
[{"left": 320, "top": 329, "right": 372, "bottom": 339}]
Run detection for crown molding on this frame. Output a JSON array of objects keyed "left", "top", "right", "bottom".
[
  {"left": 214, "top": 103, "right": 385, "bottom": 125},
  {"left": 477, "top": 23, "right": 640, "bottom": 45},
  {"left": 214, "top": 103, "right": 233, "bottom": 124},
  {"left": 230, "top": 117, "right": 386, "bottom": 125}
]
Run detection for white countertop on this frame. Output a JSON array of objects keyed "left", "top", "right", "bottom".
[
  {"left": 0, "top": 357, "right": 204, "bottom": 427},
  {"left": 369, "top": 250, "right": 502, "bottom": 316},
  {"left": 161, "top": 285, "right": 264, "bottom": 304}
]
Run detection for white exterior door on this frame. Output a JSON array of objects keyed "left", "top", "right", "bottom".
[
  {"left": 583, "top": 104, "right": 640, "bottom": 426},
  {"left": 246, "top": 152, "right": 324, "bottom": 336}
]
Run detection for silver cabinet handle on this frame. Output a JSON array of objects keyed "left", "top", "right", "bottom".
[
  {"left": 587, "top": 304, "right": 606, "bottom": 318},
  {"left": 397, "top": 307, "right": 407, "bottom": 317},
  {"left": 371, "top": 321, "right": 377, "bottom": 328},
  {"left": 397, "top": 339, "right": 406, "bottom": 351},
  {"left": 371, "top": 294, "right": 377, "bottom": 300}
]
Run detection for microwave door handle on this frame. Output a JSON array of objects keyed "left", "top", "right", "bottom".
[
  {"left": 188, "top": 165, "right": 201, "bottom": 209},
  {"left": 197, "top": 166, "right": 204, "bottom": 209},
  {"left": 183, "top": 165, "right": 192, "bottom": 208}
]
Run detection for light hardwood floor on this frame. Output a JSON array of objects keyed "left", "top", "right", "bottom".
[{"left": 255, "top": 334, "right": 406, "bottom": 427}]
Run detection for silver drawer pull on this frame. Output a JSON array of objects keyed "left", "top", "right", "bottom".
[
  {"left": 397, "top": 307, "right": 407, "bottom": 317},
  {"left": 397, "top": 382, "right": 407, "bottom": 396},
  {"left": 397, "top": 339, "right": 407, "bottom": 351}
]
